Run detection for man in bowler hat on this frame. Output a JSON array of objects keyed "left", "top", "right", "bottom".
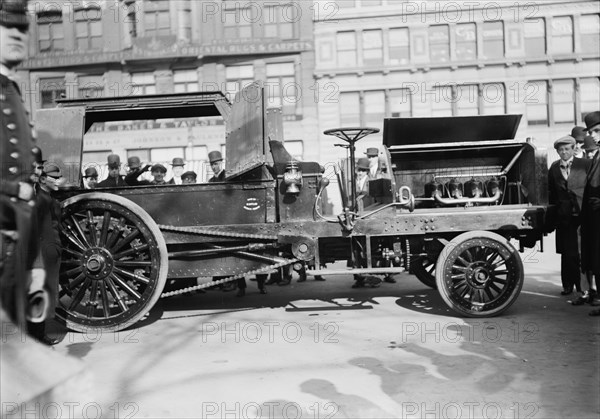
[
  {"left": 581, "top": 111, "right": 600, "bottom": 315},
  {"left": 548, "top": 135, "right": 591, "bottom": 296},
  {"left": 208, "top": 151, "right": 225, "bottom": 182},
  {"left": 364, "top": 147, "right": 388, "bottom": 179},
  {"left": 168, "top": 157, "right": 185, "bottom": 184},
  {"left": 0, "top": 0, "right": 44, "bottom": 328},
  {"left": 124, "top": 155, "right": 151, "bottom": 186},
  {"left": 571, "top": 126, "right": 587, "bottom": 158},
  {"left": 83, "top": 166, "right": 99, "bottom": 189},
  {"left": 97, "top": 154, "right": 126, "bottom": 187}
]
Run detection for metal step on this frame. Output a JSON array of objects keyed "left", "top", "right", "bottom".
[{"left": 305, "top": 267, "right": 404, "bottom": 276}]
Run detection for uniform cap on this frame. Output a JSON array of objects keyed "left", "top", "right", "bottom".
[
  {"left": 151, "top": 163, "right": 167, "bottom": 173},
  {"left": 553, "top": 135, "right": 576, "bottom": 150},
  {"left": 107, "top": 154, "right": 121, "bottom": 168},
  {"left": 584, "top": 111, "right": 600, "bottom": 131},
  {"left": 42, "top": 162, "right": 61, "bottom": 178},
  {"left": 181, "top": 171, "right": 197, "bottom": 180},
  {"left": 582, "top": 135, "right": 599, "bottom": 151},
  {"left": 127, "top": 156, "right": 141, "bottom": 169},
  {"left": 208, "top": 150, "right": 223, "bottom": 163},
  {"left": 365, "top": 147, "right": 379, "bottom": 157},
  {"left": 171, "top": 157, "right": 185, "bottom": 167},
  {"left": 83, "top": 167, "right": 98, "bottom": 178},
  {"left": 356, "top": 157, "right": 370, "bottom": 171},
  {"left": 570, "top": 126, "right": 586, "bottom": 143},
  {"left": 0, "top": 0, "right": 30, "bottom": 30}
]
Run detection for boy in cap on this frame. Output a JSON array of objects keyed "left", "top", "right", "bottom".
[
  {"left": 581, "top": 111, "right": 600, "bottom": 314},
  {"left": 181, "top": 171, "right": 197, "bottom": 184},
  {"left": 208, "top": 151, "right": 225, "bottom": 182},
  {"left": 83, "top": 166, "right": 99, "bottom": 189},
  {"left": 150, "top": 163, "right": 168, "bottom": 185},
  {"left": 97, "top": 154, "right": 125, "bottom": 187},
  {"left": 168, "top": 157, "right": 185, "bottom": 185},
  {"left": 28, "top": 161, "right": 63, "bottom": 344},
  {"left": 1, "top": 0, "right": 45, "bottom": 327},
  {"left": 124, "top": 156, "right": 151, "bottom": 186},
  {"left": 548, "top": 135, "right": 591, "bottom": 296}
]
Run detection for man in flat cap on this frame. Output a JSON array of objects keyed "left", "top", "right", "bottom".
[
  {"left": 548, "top": 135, "right": 592, "bottom": 297},
  {"left": 581, "top": 111, "right": 600, "bottom": 315},
  {"left": 181, "top": 171, "right": 197, "bottom": 184},
  {"left": 208, "top": 151, "right": 225, "bottom": 182},
  {"left": 97, "top": 154, "right": 126, "bottom": 187},
  {"left": 1, "top": 0, "right": 45, "bottom": 328},
  {"left": 168, "top": 157, "right": 185, "bottom": 185},
  {"left": 83, "top": 166, "right": 99, "bottom": 189},
  {"left": 124, "top": 155, "right": 151, "bottom": 186},
  {"left": 150, "top": 163, "right": 168, "bottom": 185}
]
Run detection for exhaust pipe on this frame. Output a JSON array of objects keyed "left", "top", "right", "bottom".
[{"left": 433, "top": 189, "right": 502, "bottom": 206}]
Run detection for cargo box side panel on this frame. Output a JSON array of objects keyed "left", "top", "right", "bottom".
[
  {"left": 35, "top": 107, "right": 85, "bottom": 186},
  {"left": 108, "top": 182, "right": 275, "bottom": 227}
]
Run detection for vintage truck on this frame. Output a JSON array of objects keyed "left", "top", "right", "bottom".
[{"left": 36, "top": 83, "right": 548, "bottom": 332}]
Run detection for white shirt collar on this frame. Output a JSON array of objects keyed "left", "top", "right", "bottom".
[{"left": 0, "top": 64, "right": 15, "bottom": 80}]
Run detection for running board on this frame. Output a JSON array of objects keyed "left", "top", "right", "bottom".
[{"left": 305, "top": 267, "right": 404, "bottom": 275}]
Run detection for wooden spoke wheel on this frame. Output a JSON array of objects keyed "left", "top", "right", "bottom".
[
  {"left": 411, "top": 255, "right": 438, "bottom": 289},
  {"left": 56, "top": 193, "right": 168, "bottom": 332},
  {"left": 435, "top": 231, "right": 523, "bottom": 317}
]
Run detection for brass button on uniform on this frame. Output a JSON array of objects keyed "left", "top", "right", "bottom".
[
  {"left": 0, "top": 94, "right": 6, "bottom": 101},
  {"left": 10, "top": 152, "right": 19, "bottom": 159},
  {"left": 7, "top": 123, "right": 16, "bottom": 130},
  {"left": 3, "top": 108, "right": 12, "bottom": 115},
  {"left": 9, "top": 167, "right": 18, "bottom": 174},
  {"left": 9, "top": 138, "right": 18, "bottom": 144}
]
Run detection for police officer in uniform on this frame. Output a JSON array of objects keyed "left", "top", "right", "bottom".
[{"left": 0, "top": 0, "right": 41, "bottom": 328}]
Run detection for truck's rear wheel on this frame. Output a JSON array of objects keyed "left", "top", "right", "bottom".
[
  {"left": 435, "top": 231, "right": 523, "bottom": 317},
  {"left": 56, "top": 193, "right": 168, "bottom": 332}
]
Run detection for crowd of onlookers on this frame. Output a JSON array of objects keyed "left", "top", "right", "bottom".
[{"left": 548, "top": 111, "right": 600, "bottom": 316}]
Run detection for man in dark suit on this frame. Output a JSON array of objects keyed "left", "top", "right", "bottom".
[
  {"left": 124, "top": 156, "right": 151, "bottom": 186},
  {"left": 208, "top": 150, "right": 225, "bottom": 182},
  {"left": 580, "top": 111, "right": 600, "bottom": 315},
  {"left": 97, "top": 154, "right": 126, "bottom": 187},
  {"left": 0, "top": 0, "right": 42, "bottom": 329},
  {"left": 548, "top": 135, "right": 592, "bottom": 296}
]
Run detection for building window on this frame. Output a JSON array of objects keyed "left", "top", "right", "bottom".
[
  {"left": 173, "top": 69, "right": 199, "bottom": 93},
  {"left": 580, "top": 14, "right": 600, "bottom": 54},
  {"left": 337, "top": 31, "right": 357, "bottom": 67},
  {"left": 144, "top": 0, "right": 170, "bottom": 37},
  {"left": 78, "top": 75, "right": 103, "bottom": 99},
  {"left": 389, "top": 28, "right": 409, "bottom": 65},
  {"left": 580, "top": 78, "right": 600, "bottom": 121},
  {"left": 122, "top": 0, "right": 137, "bottom": 38},
  {"left": 40, "top": 78, "right": 66, "bottom": 108},
  {"left": 264, "top": 5, "right": 294, "bottom": 39},
  {"left": 223, "top": 6, "right": 253, "bottom": 38},
  {"left": 362, "top": 30, "right": 383, "bottom": 66},
  {"left": 131, "top": 72, "right": 156, "bottom": 95},
  {"left": 482, "top": 21, "right": 504, "bottom": 59},
  {"left": 389, "top": 88, "right": 411, "bottom": 117},
  {"left": 285, "top": 140, "right": 304, "bottom": 160},
  {"left": 550, "top": 16, "right": 573, "bottom": 54},
  {"left": 481, "top": 83, "right": 506, "bottom": 115},
  {"left": 524, "top": 18, "right": 545, "bottom": 56},
  {"left": 74, "top": 7, "right": 102, "bottom": 50},
  {"left": 225, "top": 65, "right": 254, "bottom": 101},
  {"left": 552, "top": 79, "right": 575, "bottom": 124},
  {"left": 429, "top": 25, "right": 450, "bottom": 63},
  {"left": 430, "top": 85, "right": 453, "bottom": 116},
  {"left": 337, "top": 0, "right": 356, "bottom": 8},
  {"left": 364, "top": 91, "right": 385, "bottom": 129},
  {"left": 526, "top": 81, "right": 548, "bottom": 126},
  {"left": 455, "top": 84, "right": 478, "bottom": 116},
  {"left": 266, "top": 63, "right": 297, "bottom": 116},
  {"left": 455, "top": 23, "right": 477, "bottom": 61},
  {"left": 339, "top": 92, "right": 360, "bottom": 126},
  {"left": 37, "top": 10, "right": 64, "bottom": 52}
]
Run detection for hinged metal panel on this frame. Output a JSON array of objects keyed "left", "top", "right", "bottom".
[
  {"left": 225, "top": 82, "right": 266, "bottom": 180},
  {"left": 35, "top": 107, "right": 85, "bottom": 185}
]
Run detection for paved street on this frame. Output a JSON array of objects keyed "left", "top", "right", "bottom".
[{"left": 6, "top": 235, "right": 600, "bottom": 419}]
